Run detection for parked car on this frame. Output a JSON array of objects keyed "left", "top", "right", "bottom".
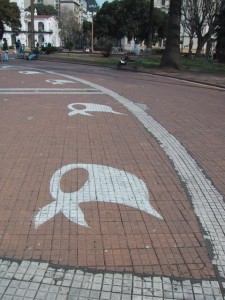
[{"left": 83, "top": 47, "right": 91, "bottom": 53}]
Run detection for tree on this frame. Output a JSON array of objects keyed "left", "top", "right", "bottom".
[
  {"left": 146, "top": 0, "right": 154, "bottom": 48},
  {"left": 196, "top": 0, "right": 221, "bottom": 56},
  {"left": 134, "top": 5, "right": 168, "bottom": 46},
  {"left": 93, "top": 0, "right": 168, "bottom": 48},
  {"left": 152, "top": 8, "right": 168, "bottom": 44},
  {"left": 58, "top": 7, "right": 80, "bottom": 48},
  {"left": 94, "top": 0, "right": 126, "bottom": 45},
  {"left": 182, "top": 0, "right": 222, "bottom": 57},
  {"left": 0, "top": 0, "right": 21, "bottom": 40},
  {"left": 181, "top": 0, "right": 197, "bottom": 57},
  {"left": 160, "top": 0, "right": 182, "bottom": 69},
  {"left": 26, "top": 4, "right": 57, "bottom": 16},
  {"left": 216, "top": 0, "right": 225, "bottom": 62},
  {"left": 121, "top": 0, "right": 149, "bottom": 43},
  {"left": 82, "top": 19, "right": 92, "bottom": 47}
]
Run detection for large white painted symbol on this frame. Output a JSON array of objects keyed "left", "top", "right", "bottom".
[
  {"left": 34, "top": 164, "right": 163, "bottom": 228},
  {"left": 68, "top": 103, "right": 125, "bottom": 116},
  {"left": 46, "top": 79, "right": 76, "bottom": 85},
  {"left": 19, "top": 71, "right": 42, "bottom": 75}
]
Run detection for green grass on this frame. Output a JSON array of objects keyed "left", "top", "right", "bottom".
[
  {"left": 41, "top": 52, "right": 225, "bottom": 74},
  {"left": 181, "top": 57, "right": 225, "bottom": 73}
]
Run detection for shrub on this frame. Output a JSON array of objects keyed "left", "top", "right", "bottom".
[
  {"left": 41, "top": 46, "right": 58, "bottom": 54},
  {"left": 152, "top": 48, "right": 164, "bottom": 55},
  {"left": 95, "top": 38, "right": 114, "bottom": 57},
  {"left": 103, "top": 40, "right": 113, "bottom": 57},
  {"left": 65, "top": 41, "right": 74, "bottom": 51}
]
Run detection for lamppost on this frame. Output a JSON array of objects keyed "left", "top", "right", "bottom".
[
  {"left": 88, "top": 4, "right": 98, "bottom": 52},
  {"left": 30, "top": 0, "right": 35, "bottom": 49},
  {"left": 91, "top": 11, "right": 94, "bottom": 52}
]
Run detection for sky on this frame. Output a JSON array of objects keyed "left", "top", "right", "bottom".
[{"left": 96, "top": 0, "right": 111, "bottom": 8}]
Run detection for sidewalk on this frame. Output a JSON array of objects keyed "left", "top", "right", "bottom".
[
  {"left": 0, "top": 61, "right": 224, "bottom": 300},
  {"left": 147, "top": 68, "right": 225, "bottom": 89}
]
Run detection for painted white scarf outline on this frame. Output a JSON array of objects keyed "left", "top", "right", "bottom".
[
  {"left": 46, "top": 79, "right": 76, "bottom": 85},
  {"left": 34, "top": 164, "right": 163, "bottom": 229},
  {"left": 68, "top": 103, "right": 125, "bottom": 116}
]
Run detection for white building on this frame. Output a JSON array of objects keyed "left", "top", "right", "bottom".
[
  {"left": 24, "top": 0, "right": 60, "bottom": 11},
  {"left": 3, "top": 0, "right": 60, "bottom": 48},
  {"left": 155, "top": 0, "right": 170, "bottom": 12}
]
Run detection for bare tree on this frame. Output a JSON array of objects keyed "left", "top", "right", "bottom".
[
  {"left": 181, "top": 0, "right": 197, "bottom": 57},
  {"left": 58, "top": 7, "right": 81, "bottom": 48},
  {"left": 160, "top": 0, "right": 182, "bottom": 69},
  {"left": 183, "top": 0, "right": 222, "bottom": 56}
]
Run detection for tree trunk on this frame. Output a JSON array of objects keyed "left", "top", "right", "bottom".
[
  {"left": 206, "top": 39, "right": 212, "bottom": 57},
  {"left": 217, "top": 0, "right": 225, "bottom": 62},
  {"left": 160, "top": 0, "right": 182, "bottom": 69},
  {"left": 188, "top": 36, "right": 193, "bottom": 58},
  {"left": 31, "top": 0, "right": 35, "bottom": 49},
  {"left": 146, "top": 0, "right": 154, "bottom": 49},
  {"left": 0, "top": 21, "right": 4, "bottom": 40},
  {"left": 195, "top": 29, "right": 212, "bottom": 57},
  {"left": 195, "top": 37, "right": 207, "bottom": 57}
]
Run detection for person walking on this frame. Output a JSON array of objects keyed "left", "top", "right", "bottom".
[
  {"left": 15, "top": 39, "right": 21, "bottom": 57},
  {"left": 0, "top": 40, "right": 2, "bottom": 62},
  {"left": 2, "top": 38, "right": 9, "bottom": 61}
]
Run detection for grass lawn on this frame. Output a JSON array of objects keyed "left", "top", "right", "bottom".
[{"left": 41, "top": 52, "right": 225, "bottom": 74}]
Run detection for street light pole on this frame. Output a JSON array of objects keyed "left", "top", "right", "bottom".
[
  {"left": 91, "top": 11, "right": 94, "bottom": 52},
  {"left": 30, "top": 0, "right": 35, "bottom": 49}
]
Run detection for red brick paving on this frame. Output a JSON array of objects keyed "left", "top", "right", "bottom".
[{"left": 0, "top": 68, "right": 218, "bottom": 279}]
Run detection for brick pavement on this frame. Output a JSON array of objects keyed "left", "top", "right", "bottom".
[
  {"left": 37, "top": 53, "right": 225, "bottom": 89},
  {"left": 0, "top": 61, "right": 224, "bottom": 299}
]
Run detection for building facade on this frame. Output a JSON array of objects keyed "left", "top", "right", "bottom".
[
  {"left": 155, "top": 0, "right": 170, "bottom": 12},
  {"left": 3, "top": 0, "right": 61, "bottom": 48}
]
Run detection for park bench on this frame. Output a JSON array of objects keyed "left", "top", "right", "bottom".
[{"left": 117, "top": 55, "right": 142, "bottom": 71}]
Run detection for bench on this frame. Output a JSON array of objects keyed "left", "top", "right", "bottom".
[{"left": 117, "top": 56, "right": 142, "bottom": 71}]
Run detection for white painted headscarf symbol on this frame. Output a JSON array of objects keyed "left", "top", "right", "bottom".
[
  {"left": 68, "top": 103, "right": 125, "bottom": 116},
  {"left": 19, "top": 71, "right": 42, "bottom": 74},
  {"left": 34, "top": 164, "right": 163, "bottom": 228},
  {"left": 46, "top": 79, "right": 76, "bottom": 85}
]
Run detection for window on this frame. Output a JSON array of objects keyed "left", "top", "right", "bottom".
[
  {"left": 38, "top": 22, "right": 44, "bottom": 32},
  {"left": 162, "top": 0, "right": 165, "bottom": 5}
]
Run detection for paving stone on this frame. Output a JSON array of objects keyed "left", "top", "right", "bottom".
[
  {"left": 89, "top": 290, "right": 101, "bottom": 299},
  {"left": 24, "top": 289, "right": 37, "bottom": 298},
  {"left": 15, "top": 288, "right": 26, "bottom": 297},
  {"left": 5, "top": 287, "right": 17, "bottom": 296},
  {"left": 56, "top": 294, "right": 68, "bottom": 300},
  {"left": 100, "top": 291, "right": 111, "bottom": 299},
  {"left": 45, "top": 292, "right": 57, "bottom": 300},
  {"left": 111, "top": 292, "right": 122, "bottom": 300}
]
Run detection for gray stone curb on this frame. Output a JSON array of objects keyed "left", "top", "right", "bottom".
[{"left": 0, "top": 259, "right": 224, "bottom": 299}]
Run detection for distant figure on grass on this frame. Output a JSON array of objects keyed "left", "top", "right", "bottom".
[
  {"left": 15, "top": 39, "right": 21, "bottom": 57},
  {"left": 0, "top": 40, "right": 2, "bottom": 61},
  {"left": 27, "top": 47, "right": 39, "bottom": 60},
  {"left": 2, "top": 38, "right": 9, "bottom": 61},
  {"left": 19, "top": 44, "right": 25, "bottom": 59}
]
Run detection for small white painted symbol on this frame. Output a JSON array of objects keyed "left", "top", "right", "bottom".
[
  {"left": 34, "top": 164, "right": 163, "bottom": 228},
  {"left": 1, "top": 66, "right": 13, "bottom": 69},
  {"left": 68, "top": 103, "right": 125, "bottom": 116},
  {"left": 19, "top": 71, "right": 42, "bottom": 75},
  {"left": 45, "top": 79, "right": 76, "bottom": 85}
]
